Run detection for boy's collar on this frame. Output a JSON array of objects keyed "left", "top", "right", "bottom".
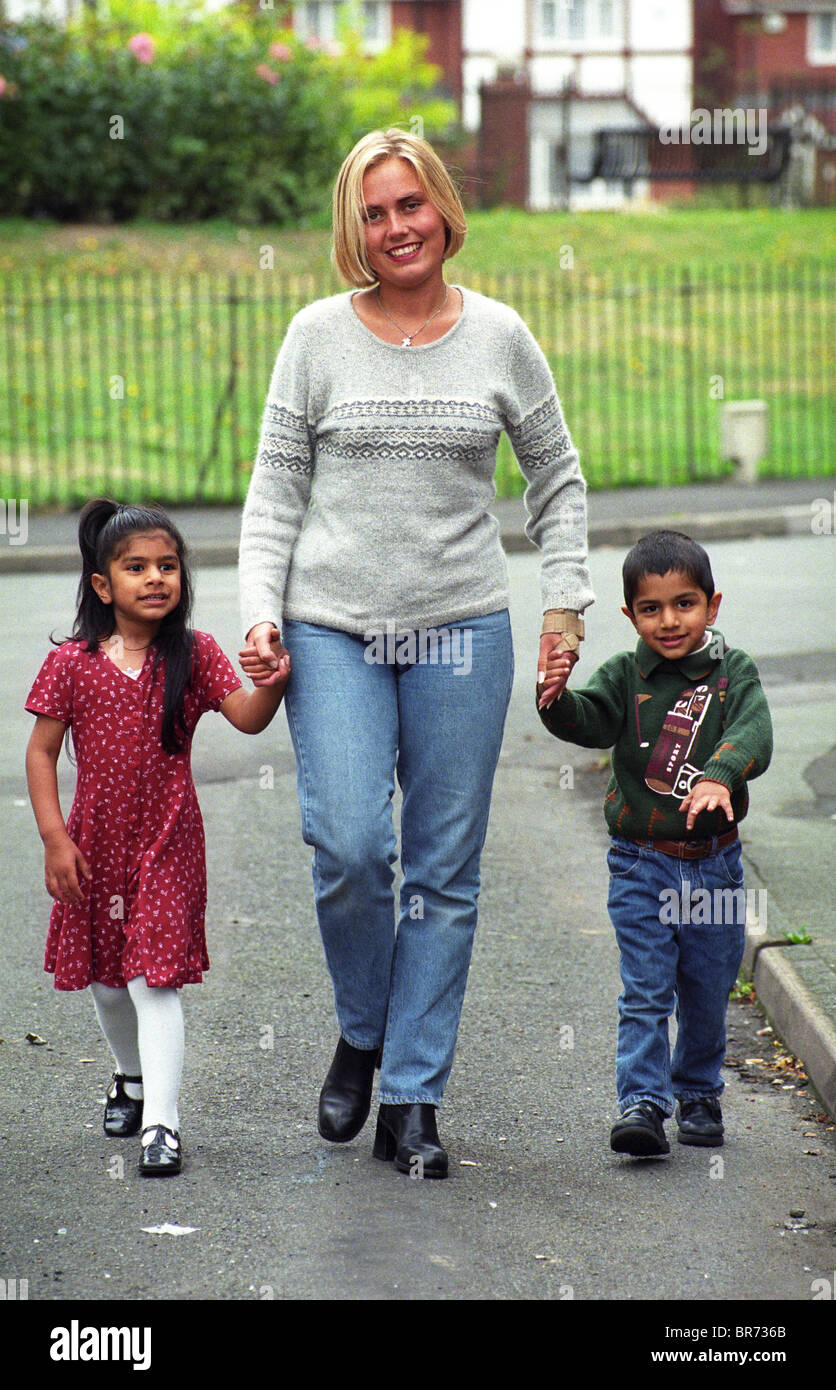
[{"left": 636, "top": 630, "right": 727, "bottom": 679}]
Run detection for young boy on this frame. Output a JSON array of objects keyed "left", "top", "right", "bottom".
[{"left": 537, "top": 531, "right": 772, "bottom": 1156}]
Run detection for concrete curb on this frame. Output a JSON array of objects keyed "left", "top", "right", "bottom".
[
  {"left": 0, "top": 504, "right": 814, "bottom": 573},
  {"left": 750, "top": 948, "right": 836, "bottom": 1120},
  {"left": 741, "top": 851, "right": 836, "bottom": 1120},
  {"left": 503, "top": 504, "right": 813, "bottom": 553},
  {"left": 0, "top": 541, "right": 239, "bottom": 574}
]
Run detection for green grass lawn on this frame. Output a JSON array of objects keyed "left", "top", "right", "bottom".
[
  {"left": 1, "top": 209, "right": 833, "bottom": 504},
  {"left": 2, "top": 206, "right": 834, "bottom": 276}
]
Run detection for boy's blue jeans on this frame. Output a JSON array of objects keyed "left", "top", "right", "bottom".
[
  {"left": 281, "top": 611, "right": 514, "bottom": 1107},
  {"left": 606, "top": 834, "right": 747, "bottom": 1116}
]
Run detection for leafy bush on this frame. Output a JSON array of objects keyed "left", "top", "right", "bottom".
[{"left": 0, "top": 0, "right": 458, "bottom": 223}]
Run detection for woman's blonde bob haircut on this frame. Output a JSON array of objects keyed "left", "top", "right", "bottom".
[{"left": 332, "top": 127, "right": 467, "bottom": 288}]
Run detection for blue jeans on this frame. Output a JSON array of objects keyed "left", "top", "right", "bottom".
[
  {"left": 606, "top": 834, "right": 747, "bottom": 1116},
  {"left": 282, "top": 611, "right": 514, "bottom": 1106}
]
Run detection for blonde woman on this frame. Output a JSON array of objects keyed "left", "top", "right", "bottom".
[{"left": 239, "top": 128, "right": 593, "bottom": 1179}]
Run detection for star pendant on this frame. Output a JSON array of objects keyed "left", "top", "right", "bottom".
[{"left": 401, "top": 336, "right": 412, "bottom": 347}]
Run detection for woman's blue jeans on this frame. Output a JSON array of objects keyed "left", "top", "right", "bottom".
[
  {"left": 607, "top": 834, "right": 747, "bottom": 1116},
  {"left": 282, "top": 610, "right": 514, "bottom": 1107}
]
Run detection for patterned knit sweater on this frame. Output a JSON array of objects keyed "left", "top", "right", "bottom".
[{"left": 239, "top": 285, "right": 594, "bottom": 637}]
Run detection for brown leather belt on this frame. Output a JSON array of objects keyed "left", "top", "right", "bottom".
[{"left": 626, "top": 826, "right": 739, "bottom": 861}]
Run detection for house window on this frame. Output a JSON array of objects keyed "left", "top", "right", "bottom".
[
  {"left": 537, "top": 0, "right": 621, "bottom": 42},
  {"left": 363, "top": 2, "right": 382, "bottom": 43},
  {"left": 549, "top": 141, "right": 567, "bottom": 199},
  {"left": 299, "top": 2, "right": 337, "bottom": 42},
  {"left": 809, "top": 10, "right": 836, "bottom": 64},
  {"left": 295, "top": 1, "right": 389, "bottom": 49}
]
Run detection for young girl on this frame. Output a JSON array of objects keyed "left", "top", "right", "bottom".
[{"left": 25, "top": 499, "right": 289, "bottom": 1176}]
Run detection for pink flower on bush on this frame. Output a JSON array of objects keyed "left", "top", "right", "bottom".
[
  {"left": 128, "top": 33, "right": 157, "bottom": 64},
  {"left": 305, "top": 35, "right": 322, "bottom": 49},
  {"left": 269, "top": 42, "right": 293, "bottom": 62},
  {"left": 256, "top": 63, "right": 280, "bottom": 85},
  {"left": 0, "top": 76, "right": 6, "bottom": 98}
]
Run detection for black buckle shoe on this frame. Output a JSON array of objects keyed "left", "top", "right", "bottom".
[
  {"left": 610, "top": 1101, "right": 670, "bottom": 1156},
  {"left": 373, "top": 1103, "right": 449, "bottom": 1179},
  {"left": 676, "top": 1097, "right": 724, "bottom": 1147},
  {"left": 139, "top": 1125, "right": 182, "bottom": 1176},
  {"left": 317, "top": 1038, "right": 382, "bottom": 1143},
  {"left": 103, "top": 1073, "right": 143, "bottom": 1138}
]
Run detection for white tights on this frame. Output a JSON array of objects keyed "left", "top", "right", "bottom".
[{"left": 90, "top": 976, "right": 184, "bottom": 1134}]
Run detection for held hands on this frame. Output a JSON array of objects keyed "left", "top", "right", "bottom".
[
  {"left": 679, "top": 779, "right": 734, "bottom": 831},
  {"left": 537, "top": 633, "right": 578, "bottom": 709},
  {"left": 44, "top": 830, "right": 91, "bottom": 905},
  {"left": 239, "top": 623, "right": 291, "bottom": 688}
]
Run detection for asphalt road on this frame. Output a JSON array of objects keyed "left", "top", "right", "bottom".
[{"left": 2, "top": 536, "right": 835, "bottom": 1317}]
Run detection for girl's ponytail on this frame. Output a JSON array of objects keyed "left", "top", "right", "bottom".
[
  {"left": 78, "top": 497, "right": 120, "bottom": 572},
  {"left": 75, "top": 498, "right": 121, "bottom": 643}
]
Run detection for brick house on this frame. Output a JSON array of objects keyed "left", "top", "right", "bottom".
[
  {"left": 694, "top": 2, "right": 836, "bottom": 202},
  {"left": 695, "top": 0, "right": 836, "bottom": 117}
]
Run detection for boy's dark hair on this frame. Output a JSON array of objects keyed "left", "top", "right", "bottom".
[
  {"left": 622, "top": 530, "right": 715, "bottom": 610},
  {"left": 68, "top": 498, "right": 195, "bottom": 755}
]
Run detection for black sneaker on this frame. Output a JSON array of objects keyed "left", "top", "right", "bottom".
[
  {"left": 610, "top": 1101, "right": 670, "bottom": 1156},
  {"left": 676, "top": 1097, "right": 723, "bottom": 1147}
]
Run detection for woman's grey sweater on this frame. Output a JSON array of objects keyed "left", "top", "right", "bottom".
[{"left": 239, "top": 285, "right": 594, "bottom": 637}]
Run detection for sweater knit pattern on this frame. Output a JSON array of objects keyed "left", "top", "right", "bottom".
[{"left": 239, "top": 286, "right": 593, "bottom": 637}]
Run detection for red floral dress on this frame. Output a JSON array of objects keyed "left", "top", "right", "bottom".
[{"left": 25, "top": 631, "right": 241, "bottom": 991}]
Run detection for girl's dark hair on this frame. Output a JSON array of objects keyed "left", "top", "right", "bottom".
[
  {"left": 622, "top": 530, "right": 715, "bottom": 611},
  {"left": 72, "top": 498, "right": 195, "bottom": 754}
]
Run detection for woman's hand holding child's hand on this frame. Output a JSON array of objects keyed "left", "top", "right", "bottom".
[
  {"left": 239, "top": 624, "right": 291, "bottom": 688},
  {"left": 537, "top": 633, "right": 577, "bottom": 709},
  {"left": 43, "top": 830, "right": 91, "bottom": 905},
  {"left": 679, "top": 779, "right": 733, "bottom": 831},
  {"left": 223, "top": 626, "right": 289, "bottom": 734}
]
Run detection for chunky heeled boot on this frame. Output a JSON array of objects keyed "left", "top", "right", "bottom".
[
  {"left": 318, "top": 1038, "right": 381, "bottom": 1143},
  {"left": 372, "top": 1103, "right": 448, "bottom": 1179}
]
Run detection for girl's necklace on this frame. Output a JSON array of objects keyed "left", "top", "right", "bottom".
[
  {"left": 376, "top": 285, "right": 449, "bottom": 347},
  {"left": 106, "top": 636, "right": 151, "bottom": 653}
]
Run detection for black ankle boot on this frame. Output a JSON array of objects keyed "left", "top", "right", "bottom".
[
  {"left": 318, "top": 1038, "right": 381, "bottom": 1143},
  {"left": 373, "top": 1103, "right": 448, "bottom": 1179}
]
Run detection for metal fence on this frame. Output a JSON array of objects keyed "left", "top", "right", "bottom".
[{"left": 1, "top": 264, "right": 832, "bottom": 505}]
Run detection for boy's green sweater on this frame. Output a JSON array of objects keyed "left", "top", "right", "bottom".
[{"left": 538, "top": 631, "right": 773, "bottom": 841}]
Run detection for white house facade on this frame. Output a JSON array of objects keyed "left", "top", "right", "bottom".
[{"left": 465, "top": 0, "right": 694, "bottom": 209}]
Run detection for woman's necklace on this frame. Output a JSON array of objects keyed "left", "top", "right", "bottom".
[{"left": 375, "top": 285, "right": 449, "bottom": 347}]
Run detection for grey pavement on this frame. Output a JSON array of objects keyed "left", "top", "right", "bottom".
[{"left": 2, "top": 494, "right": 836, "bottom": 1317}]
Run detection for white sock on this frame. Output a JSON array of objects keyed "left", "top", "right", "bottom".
[
  {"left": 90, "top": 982, "right": 143, "bottom": 1101},
  {"left": 127, "top": 974, "right": 184, "bottom": 1136}
]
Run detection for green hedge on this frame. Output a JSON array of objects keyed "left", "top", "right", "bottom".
[{"left": 0, "top": 2, "right": 458, "bottom": 223}]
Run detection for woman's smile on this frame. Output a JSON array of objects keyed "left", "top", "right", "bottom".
[{"left": 385, "top": 242, "right": 422, "bottom": 262}]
